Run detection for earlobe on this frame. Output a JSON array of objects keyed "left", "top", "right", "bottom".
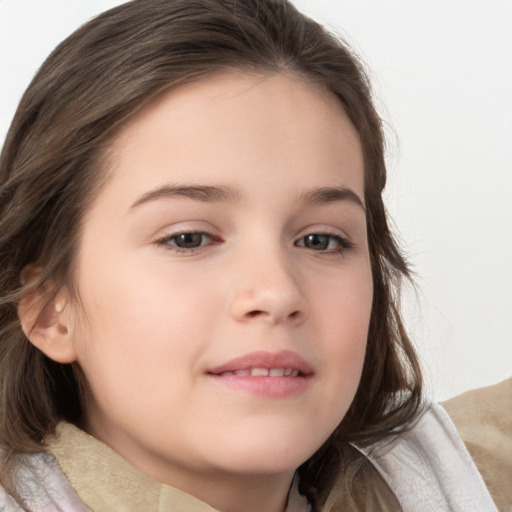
[{"left": 18, "top": 269, "right": 77, "bottom": 364}]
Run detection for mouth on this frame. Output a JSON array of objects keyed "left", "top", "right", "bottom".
[
  {"left": 207, "top": 350, "right": 313, "bottom": 376},
  {"left": 214, "top": 367, "right": 302, "bottom": 377},
  {"left": 206, "top": 350, "right": 313, "bottom": 398}
]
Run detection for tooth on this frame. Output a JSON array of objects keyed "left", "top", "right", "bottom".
[
  {"left": 269, "top": 368, "right": 285, "bottom": 377},
  {"left": 290, "top": 370, "right": 299, "bottom": 377},
  {"left": 221, "top": 371, "right": 234, "bottom": 376},
  {"left": 284, "top": 368, "right": 293, "bottom": 376},
  {"left": 234, "top": 370, "right": 250, "bottom": 376},
  {"left": 251, "top": 368, "right": 269, "bottom": 377}
]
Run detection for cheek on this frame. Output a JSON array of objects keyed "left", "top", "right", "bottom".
[
  {"left": 316, "top": 258, "right": 373, "bottom": 334},
  {"left": 313, "top": 263, "right": 372, "bottom": 403},
  {"left": 71, "top": 263, "right": 216, "bottom": 391},
  {"left": 77, "top": 252, "right": 217, "bottom": 334}
]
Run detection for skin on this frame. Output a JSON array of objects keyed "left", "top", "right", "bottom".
[{"left": 42, "top": 73, "right": 373, "bottom": 512}]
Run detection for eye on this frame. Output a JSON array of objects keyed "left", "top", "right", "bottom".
[
  {"left": 295, "top": 233, "right": 353, "bottom": 253},
  {"left": 155, "top": 231, "right": 215, "bottom": 251}
]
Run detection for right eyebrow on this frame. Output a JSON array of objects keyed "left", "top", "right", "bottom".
[{"left": 129, "top": 184, "right": 242, "bottom": 211}]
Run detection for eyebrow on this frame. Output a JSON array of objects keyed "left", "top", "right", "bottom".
[
  {"left": 299, "top": 186, "right": 366, "bottom": 213},
  {"left": 129, "top": 183, "right": 365, "bottom": 213},
  {"left": 130, "top": 184, "right": 242, "bottom": 210}
]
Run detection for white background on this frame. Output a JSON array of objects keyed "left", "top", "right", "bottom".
[{"left": 1, "top": 0, "right": 510, "bottom": 400}]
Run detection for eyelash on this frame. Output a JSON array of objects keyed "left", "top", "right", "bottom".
[
  {"left": 294, "top": 233, "right": 355, "bottom": 254},
  {"left": 155, "top": 231, "right": 219, "bottom": 254},
  {"left": 155, "top": 230, "right": 354, "bottom": 256}
]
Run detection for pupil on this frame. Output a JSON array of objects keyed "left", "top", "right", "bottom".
[
  {"left": 305, "top": 234, "right": 328, "bottom": 250},
  {"left": 176, "top": 233, "right": 202, "bottom": 248}
]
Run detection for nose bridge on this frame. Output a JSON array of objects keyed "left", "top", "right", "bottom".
[{"left": 229, "top": 239, "right": 307, "bottom": 325}]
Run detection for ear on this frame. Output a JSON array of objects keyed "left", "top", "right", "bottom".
[{"left": 18, "top": 266, "right": 77, "bottom": 364}]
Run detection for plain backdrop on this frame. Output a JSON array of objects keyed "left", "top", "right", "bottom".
[{"left": 1, "top": 0, "right": 511, "bottom": 401}]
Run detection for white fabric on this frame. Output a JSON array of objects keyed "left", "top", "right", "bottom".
[
  {"left": 285, "top": 474, "right": 312, "bottom": 512},
  {"left": 362, "top": 403, "right": 499, "bottom": 512},
  {"left": 0, "top": 452, "right": 90, "bottom": 511}
]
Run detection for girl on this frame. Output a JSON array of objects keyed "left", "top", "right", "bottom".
[{"left": 0, "top": 1, "right": 503, "bottom": 510}]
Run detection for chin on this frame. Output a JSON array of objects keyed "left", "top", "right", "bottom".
[{"left": 207, "top": 421, "right": 330, "bottom": 475}]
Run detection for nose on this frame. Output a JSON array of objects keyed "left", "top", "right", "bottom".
[{"left": 229, "top": 249, "right": 308, "bottom": 326}]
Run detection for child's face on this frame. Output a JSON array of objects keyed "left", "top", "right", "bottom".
[{"left": 67, "top": 73, "right": 372, "bottom": 491}]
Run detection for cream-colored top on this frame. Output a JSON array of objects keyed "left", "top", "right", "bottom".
[
  {"left": 443, "top": 378, "right": 512, "bottom": 512},
  {"left": 48, "top": 423, "right": 215, "bottom": 511},
  {"left": 47, "top": 423, "right": 310, "bottom": 512}
]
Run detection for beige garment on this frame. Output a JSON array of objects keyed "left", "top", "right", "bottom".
[
  {"left": 442, "top": 378, "right": 512, "bottom": 512},
  {"left": 48, "top": 423, "right": 217, "bottom": 512},
  {"left": 48, "top": 423, "right": 310, "bottom": 511}
]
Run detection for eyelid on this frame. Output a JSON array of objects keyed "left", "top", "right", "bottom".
[
  {"left": 295, "top": 224, "right": 351, "bottom": 241},
  {"left": 151, "top": 220, "right": 219, "bottom": 240}
]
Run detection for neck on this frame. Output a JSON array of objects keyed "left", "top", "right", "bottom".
[
  {"left": 81, "top": 412, "right": 299, "bottom": 512},
  {"left": 172, "top": 471, "right": 295, "bottom": 512}
]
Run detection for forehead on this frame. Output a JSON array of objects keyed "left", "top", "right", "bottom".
[{"left": 97, "top": 72, "right": 364, "bottom": 208}]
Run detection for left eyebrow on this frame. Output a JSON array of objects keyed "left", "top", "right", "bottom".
[
  {"left": 129, "top": 184, "right": 242, "bottom": 210},
  {"left": 299, "top": 186, "right": 366, "bottom": 213}
]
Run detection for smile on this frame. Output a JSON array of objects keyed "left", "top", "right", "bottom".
[
  {"left": 207, "top": 351, "right": 313, "bottom": 398},
  {"left": 207, "top": 350, "right": 313, "bottom": 376},
  {"left": 217, "top": 368, "right": 301, "bottom": 377}
]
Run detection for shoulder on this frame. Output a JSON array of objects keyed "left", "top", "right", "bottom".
[
  {"left": 359, "top": 403, "right": 499, "bottom": 511},
  {"left": 319, "top": 443, "right": 402, "bottom": 512},
  {"left": 322, "top": 400, "right": 499, "bottom": 512},
  {"left": 442, "top": 378, "right": 512, "bottom": 512}
]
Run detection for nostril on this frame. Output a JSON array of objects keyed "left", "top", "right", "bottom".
[
  {"left": 244, "top": 309, "right": 303, "bottom": 321},
  {"left": 247, "top": 310, "right": 264, "bottom": 318}
]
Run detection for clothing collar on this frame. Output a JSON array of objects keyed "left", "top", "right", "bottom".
[{"left": 47, "top": 422, "right": 311, "bottom": 512}]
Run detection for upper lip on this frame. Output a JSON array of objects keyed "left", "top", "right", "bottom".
[{"left": 207, "top": 350, "right": 313, "bottom": 376}]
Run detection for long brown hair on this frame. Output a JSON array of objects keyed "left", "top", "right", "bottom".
[{"left": 0, "top": 0, "right": 423, "bottom": 507}]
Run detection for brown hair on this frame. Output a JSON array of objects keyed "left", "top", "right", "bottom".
[{"left": 0, "top": 0, "right": 423, "bottom": 507}]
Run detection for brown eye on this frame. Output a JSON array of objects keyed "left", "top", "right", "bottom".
[{"left": 171, "top": 232, "right": 208, "bottom": 249}]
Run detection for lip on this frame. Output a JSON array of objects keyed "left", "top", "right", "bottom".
[
  {"left": 206, "top": 350, "right": 313, "bottom": 398},
  {"left": 207, "top": 350, "right": 313, "bottom": 375}
]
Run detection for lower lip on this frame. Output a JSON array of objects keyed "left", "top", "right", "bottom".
[{"left": 207, "top": 374, "right": 312, "bottom": 398}]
